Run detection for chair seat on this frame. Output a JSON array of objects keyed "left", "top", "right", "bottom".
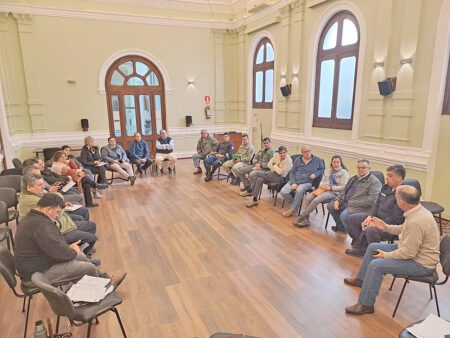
[
  {"left": 421, "top": 201, "right": 445, "bottom": 214},
  {"left": 73, "top": 293, "right": 122, "bottom": 322},
  {"left": 394, "top": 270, "right": 439, "bottom": 284},
  {"left": 8, "top": 210, "right": 18, "bottom": 221},
  {"left": 0, "top": 228, "right": 8, "bottom": 241},
  {"left": 19, "top": 282, "right": 40, "bottom": 296}
]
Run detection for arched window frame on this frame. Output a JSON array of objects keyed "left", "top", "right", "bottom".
[
  {"left": 253, "top": 37, "right": 274, "bottom": 109},
  {"left": 313, "top": 11, "right": 360, "bottom": 130}
]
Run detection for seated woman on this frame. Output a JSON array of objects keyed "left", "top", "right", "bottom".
[
  {"left": 293, "top": 155, "right": 349, "bottom": 228},
  {"left": 51, "top": 151, "right": 99, "bottom": 208}
]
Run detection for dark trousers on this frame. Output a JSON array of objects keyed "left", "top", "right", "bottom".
[
  {"left": 64, "top": 220, "right": 97, "bottom": 255},
  {"left": 68, "top": 206, "right": 89, "bottom": 221},
  {"left": 132, "top": 158, "right": 152, "bottom": 173},
  {"left": 327, "top": 201, "right": 346, "bottom": 230},
  {"left": 89, "top": 166, "right": 107, "bottom": 184}
]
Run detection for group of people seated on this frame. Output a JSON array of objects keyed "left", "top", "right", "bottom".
[{"left": 191, "top": 130, "right": 441, "bottom": 316}]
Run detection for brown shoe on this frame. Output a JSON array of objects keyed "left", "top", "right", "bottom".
[
  {"left": 246, "top": 200, "right": 259, "bottom": 208},
  {"left": 345, "top": 303, "right": 374, "bottom": 315},
  {"left": 110, "top": 272, "right": 127, "bottom": 291},
  {"left": 344, "top": 277, "right": 363, "bottom": 288},
  {"left": 193, "top": 167, "right": 202, "bottom": 175},
  {"left": 345, "top": 247, "right": 364, "bottom": 257},
  {"left": 130, "top": 176, "right": 136, "bottom": 186},
  {"left": 282, "top": 209, "right": 295, "bottom": 217}
]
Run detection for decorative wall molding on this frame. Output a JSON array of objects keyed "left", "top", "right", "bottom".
[{"left": 271, "top": 130, "right": 430, "bottom": 171}]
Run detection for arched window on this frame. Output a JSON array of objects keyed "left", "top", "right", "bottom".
[
  {"left": 313, "top": 11, "right": 359, "bottom": 129},
  {"left": 105, "top": 55, "right": 166, "bottom": 154},
  {"left": 253, "top": 37, "right": 274, "bottom": 108}
]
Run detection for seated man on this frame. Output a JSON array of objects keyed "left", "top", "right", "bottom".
[
  {"left": 204, "top": 132, "right": 234, "bottom": 182},
  {"left": 237, "top": 137, "right": 275, "bottom": 192},
  {"left": 241, "top": 146, "right": 292, "bottom": 208},
  {"left": 80, "top": 136, "right": 108, "bottom": 186},
  {"left": 18, "top": 174, "right": 99, "bottom": 265},
  {"left": 345, "top": 164, "right": 406, "bottom": 256},
  {"left": 155, "top": 129, "right": 176, "bottom": 174},
  {"left": 101, "top": 137, "right": 136, "bottom": 185},
  {"left": 327, "top": 159, "right": 382, "bottom": 233},
  {"left": 15, "top": 193, "right": 126, "bottom": 287},
  {"left": 192, "top": 129, "right": 218, "bottom": 175},
  {"left": 222, "top": 133, "right": 254, "bottom": 185},
  {"left": 128, "top": 132, "right": 153, "bottom": 176},
  {"left": 280, "top": 145, "right": 324, "bottom": 217},
  {"left": 344, "top": 185, "right": 440, "bottom": 315}
]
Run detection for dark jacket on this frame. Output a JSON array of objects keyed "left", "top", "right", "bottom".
[
  {"left": 40, "top": 167, "right": 69, "bottom": 185},
  {"left": 80, "top": 146, "right": 102, "bottom": 168},
  {"left": 101, "top": 144, "right": 129, "bottom": 164},
  {"left": 370, "top": 184, "right": 405, "bottom": 225},
  {"left": 14, "top": 209, "right": 77, "bottom": 281},
  {"left": 215, "top": 141, "right": 234, "bottom": 160},
  {"left": 336, "top": 172, "right": 382, "bottom": 214},
  {"left": 288, "top": 155, "right": 324, "bottom": 185}
]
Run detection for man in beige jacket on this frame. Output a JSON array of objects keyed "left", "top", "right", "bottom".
[
  {"left": 241, "top": 146, "right": 293, "bottom": 208},
  {"left": 343, "top": 185, "right": 440, "bottom": 315}
]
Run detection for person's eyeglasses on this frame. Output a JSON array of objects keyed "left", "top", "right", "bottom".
[{"left": 357, "top": 166, "right": 369, "bottom": 169}]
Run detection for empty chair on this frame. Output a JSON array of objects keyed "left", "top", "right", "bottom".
[
  {"left": 0, "top": 175, "right": 22, "bottom": 193},
  {"left": 0, "top": 187, "right": 19, "bottom": 226},
  {"left": 0, "top": 201, "right": 14, "bottom": 251},
  {"left": 12, "top": 158, "right": 23, "bottom": 170},
  {"left": 0, "top": 248, "right": 40, "bottom": 338},
  {"left": 1, "top": 168, "right": 23, "bottom": 176},
  {"left": 31, "top": 272, "right": 127, "bottom": 338},
  {"left": 389, "top": 234, "right": 450, "bottom": 317}
]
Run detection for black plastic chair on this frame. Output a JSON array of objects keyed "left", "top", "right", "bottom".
[
  {"left": 1, "top": 168, "right": 23, "bottom": 176},
  {"left": 371, "top": 171, "right": 385, "bottom": 185},
  {"left": 0, "top": 175, "right": 22, "bottom": 193},
  {"left": 43, "top": 147, "right": 61, "bottom": 163},
  {"left": 0, "top": 201, "right": 14, "bottom": 251},
  {"left": 0, "top": 187, "right": 19, "bottom": 226},
  {"left": 389, "top": 234, "right": 450, "bottom": 317},
  {"left": 12, "top": 158, "right": 23, "bottom": 169},
  {"left": 31, "top": 272, "right": 127, "bottom": 338},
  {"left": 0, "top": 248, "right": 40, "bottom": 338}
]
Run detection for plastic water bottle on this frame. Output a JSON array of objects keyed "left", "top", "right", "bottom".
[{"left": 34, "top": 320, "right": 48, "bottom": 338}]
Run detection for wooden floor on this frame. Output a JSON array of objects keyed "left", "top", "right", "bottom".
[{"left": 1, "top": 159, "right": 449, "bottom": 338}]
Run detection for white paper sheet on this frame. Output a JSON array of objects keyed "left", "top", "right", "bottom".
[
  {"left": 61, "top": 181, "right": 76, "bottom": 193},
  {"left": 407, "top": 313, "right": 450, "bottom": 338}
]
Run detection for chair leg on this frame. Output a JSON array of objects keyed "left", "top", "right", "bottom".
[
  {"left": 258, "top": 187, "right": 262, "bottom": 201},
  {"left": 321, "top": 203, "right": 325, "bottom": 214},
  {"left": 274, "top": 192, "right": 278, "bottom": 206},
  {"left": 325, "top": 212, "right": 331, "bottom": 229},
  {"left": 392, "top": 279, "right": 409, "bottom": 317},
  {"left": 8, "top": 228, "right": 14, "bottom": 249},
  {"left": 429, "top": 284, "right": 433, "bottom": 299},
  {"left": 112, "top": 308, "right": 127, "bottom": 337},
  {"left": 438, "top": 212, "right": 443, "bottom": 235},
  {"left": 24, "top": 295, "right": 33, "bottom": 338},
  {"left": 389, "top": 277, "right": 397, "bottom": 291},
  {"left": 281, "top": 199, "right": 285, "bottom": 208},
  {"left": 95, "top": 317, "right": 99, "bottom": 324},
  {"left": 433, "top": 285, "right": 440, "bottom": 317},
  {"left": 56, "top": 315, "right": 60, "bottom": 333},
  {"left": 86, "top": 320, "right": 92, "bottom": 338},
  {"left": 22, "top": 296, "right": 26, "bottom": 312}
]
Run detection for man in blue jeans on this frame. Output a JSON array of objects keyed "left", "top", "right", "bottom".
[
  {"left": 344, "top": 185, "right": 440, "bottom": 315},
  {"left": 280, "top": 145, "right": 323, "bottom": 217}
]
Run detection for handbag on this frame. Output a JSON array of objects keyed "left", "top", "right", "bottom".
[{"left": 311, "top": 187, "right": 327, "bottom": 197}]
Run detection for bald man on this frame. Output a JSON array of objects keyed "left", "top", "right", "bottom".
[{"left": 155, "top": 129, "right": 177, "bottom": 174}]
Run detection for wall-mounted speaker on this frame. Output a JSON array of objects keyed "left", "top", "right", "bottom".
[
  {"left": 185, "top": 115, "right": 192, "bottom": 127},
  {"left": 81, "top": 118, "right": 89, "bottom": 132},
  {"left": 280, "top": 84, "right": 292, "bottom": 97},
  {"left": 378, "top": 77, "right": 397, "bottom": 96}
]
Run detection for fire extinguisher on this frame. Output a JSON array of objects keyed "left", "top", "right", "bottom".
[{"left": 204, "top": 104, "right": 211, "bottom": 118}]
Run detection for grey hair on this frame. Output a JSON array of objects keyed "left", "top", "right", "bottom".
[
  {"left": 84, "top": 136, "right": 94, "bottom": 145},
  {"left": 396, "top": 185, "right": 420, "bottom": 205},
  {"left": 22, "top": 174, "right": 43, "bottom": 192}
]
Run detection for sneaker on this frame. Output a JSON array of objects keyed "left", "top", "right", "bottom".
[
  {"left": 93, "top": 191, "right": 102, "bottom": 199},
  {"left": 204, "top": 175, "right": 212, "bottom": 182},
  {"left": 110, "top": 272, "right": 127, "bottom": 291},
  {"left": 240, "top": 186, "right": 249, "bottom": 192},
  {"left": 246, "top": 200, "right": 259, "bottom": 208},
  {"left": 239, "top": 191, "right": 252, "bottom": 197},
  {"left": 282, "top": 209, "right": 295, "bottom": 217},
  {"left": 130, "top": 176, "right": 136, "bottom": 186},
  {"left": 90, "top": 258, "right": 101, "bottom": 266},
  {"left": 96, "top": 183, "right": 108, "bottom": 189},
  {"left": 87, "top": 203, "right": 99, "bottom": 208}
]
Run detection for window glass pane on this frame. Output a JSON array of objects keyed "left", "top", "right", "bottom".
[
  {"left": 255, "top": 71, "right": 263, "bottom": 102},
  {"left": 342, "top": 19, "right": 358, "bottom": 46},
  {"left": 118, "top": 61, "right": 133, "bottom": 76},
  {"left": 323, "top": 22, "right": 338, "bottom": 50},
  {"left": 146, "top": 72, "right": 159, "bottom": 86},
  {"left": 317, "top": 60, "right": 335, "bottom": 118},
  {"left": 127, "top": 77, "right": 145, "bottom": 86},
  {"left": 136, "top": 62, "right": 149, "bottom": 76},
  {"left": 256, "top": 45, "right": 264, "bottom": 64},
  {"left": 266, "top": 43, "right": 274, "bottom": 62},
  {"left": 336, "top": 56, "right": 356, "bottom": 119},
  {"left": 111, "top": 71, "right": 124, "bottom": 86},
  {"left": 139, "top": 95, "right": 152, "bottom": 135},
  {"left": 155, "top": 95, "right": 163, "bottom": 133},
  {"left": 111, "top": 95, "right": 121, "bottom": 137},
  {"left": 264, "top": 70, "right": 273, "bottom": 103},
  {"left": 124, "top": 95, "right": 137, "bottom": 136}
]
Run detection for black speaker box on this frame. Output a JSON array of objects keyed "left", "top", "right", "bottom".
[
  {"left": 280, "top": 84, "right": 291, "bottom": 97},
  {"left": 378, "top": 78, "right": 396, "bottom": 96},
  {"left": 81, "top": 118, "right": 89, "bottom": 131},
  {"left": 185, "top": 115, "right": 192, "bottom": 127}
]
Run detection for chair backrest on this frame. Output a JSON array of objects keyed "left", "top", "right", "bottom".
[
  {"left": 31, "top": 272, "right": 75, "bottom": 319},
  {"left": 43, "top": 147, "right": 61, "bottom": 163},
  {"left": 0, "top": 168, "right": 23, "bottom": 176},
  {"left": 0, "top": 175, "right": 22, "bottom": 193},
  {"left": 440, "top": 234, "right": 450, "bottom": 277},
  {"left": 0, "top": 201, "right": 8, "bottom": 224},
  {"left": 403, "top": 178, "right": 422, "bottom": 196},
  {"left": 0, "top": 248, "right": 18, "bottom": 289},
  {"left": 0, "top": 187, "right": 18, "bottom": 209},
  {"left": 371, "top": 171, "right": 385, "bottom": 185},
  {"left": 12, "top": 158, "right": 23, "bottom": 170}
]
